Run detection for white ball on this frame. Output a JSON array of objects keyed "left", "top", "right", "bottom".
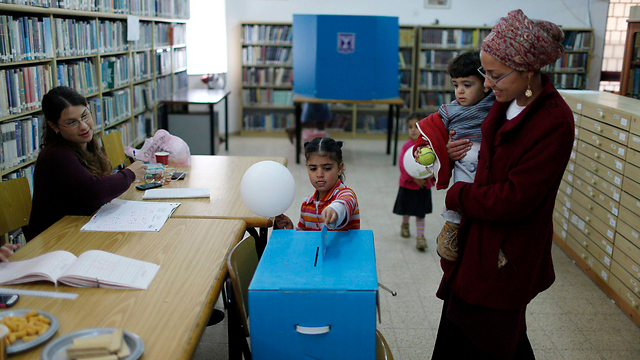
[
  {"left": 403, "top": 146, "right": 432, "bottom": 179},
  {"left": 240, "top": 161, "right": 296, "bottom": 217}
]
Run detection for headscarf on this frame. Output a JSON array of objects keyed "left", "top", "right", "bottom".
[{"left": 482, "top": 9, "right": 565, "bottom": 72}]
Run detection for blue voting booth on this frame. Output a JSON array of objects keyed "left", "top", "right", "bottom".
[
  {"left": 293, "top": 14, "right": 399, "bottom": 100},
  {"left": 249, "top": 229, "right": 378, "bottom": 359}
]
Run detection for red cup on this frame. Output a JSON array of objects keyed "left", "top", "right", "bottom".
[{"left": 155, "top": 151, "right": 169, "bottom": 165}]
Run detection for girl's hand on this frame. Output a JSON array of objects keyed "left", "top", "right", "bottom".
[
  {"left": 413, "top": 178, "right": 426, "bottom": 187},
  {"left": 321, "top": 207, "right": 338, "bottom": 226},
  {"left": 126, "top": 161, "right": 148, "bottom": 180},
  {"left": 447, "top": 130, "right": 471, "bottom": 161},
  {"left": 0, "top": 244, "right": 19, "bottom": 263},
  {"left": 275, "top": 214, "right": 294, "bottom": 229}
]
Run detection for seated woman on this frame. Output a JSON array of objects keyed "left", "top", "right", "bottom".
[{"left": 25, "top": 87, "right": 147, "bottom": 240}]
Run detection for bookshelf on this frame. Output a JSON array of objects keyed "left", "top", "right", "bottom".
[
  {"left": 542, "top": 28, "right": 593, "bottom": 90},
  {"left": 0, "top": 2, "right": 189, "bottom": 184},
  {"left": 620, "top": 20, "right": 640, "bottom": 98}
]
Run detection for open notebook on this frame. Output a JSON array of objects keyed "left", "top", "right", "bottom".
[
  {"left": 142, "top": 188, "right": 210, "bottom": 199},
  {"left": 0, "top": 250, "right": 160, "bottom": 289}
]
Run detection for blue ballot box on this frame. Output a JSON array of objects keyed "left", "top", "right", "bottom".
[
  {"left": 293, "top": 14, "right": 399, "bottom": 101},
  {"left": 249, "top": 229, "right": 378, "bottom": 360}
]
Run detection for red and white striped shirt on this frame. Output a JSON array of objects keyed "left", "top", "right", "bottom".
[{"left": 297, "top": 180, "right": 360, "bottom": 231}]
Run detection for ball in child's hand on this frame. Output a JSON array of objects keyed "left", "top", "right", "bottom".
[{"left": 418, "top": 147, "right": 436, "bottom": 166}]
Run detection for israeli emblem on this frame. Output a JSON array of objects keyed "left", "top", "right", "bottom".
[{"left": 337, "top": 33, "right": 355, "bottom": 54}]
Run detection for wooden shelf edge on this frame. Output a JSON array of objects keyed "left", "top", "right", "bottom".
[{"left": 553, "top": 234, "right": 640, "bottom": 329}]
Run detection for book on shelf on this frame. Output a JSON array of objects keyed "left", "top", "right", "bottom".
[{"left": 0, "top": 250, "right": 160, "bottom": 290}]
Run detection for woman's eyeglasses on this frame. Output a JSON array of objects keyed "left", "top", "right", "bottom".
[
  {"left": 59, "top": 109, "right": 92, "bottom": 129},
  {"left": 477, "top": 66, "right": 515, "bottom": 85}
]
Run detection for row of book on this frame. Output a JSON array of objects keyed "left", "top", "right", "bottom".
[
  {"left": 552, "top": 73, "right": 585, "bottom": 89},
  {"left": 0, "top": 115, "right": 43, "bottom": 171},
  {"left": 400, "top": 91, "right": 411, "bottom": 108},
  {"left": 398, "top": 70, "right": 412, "bottom": 88},
  {"left": 56, "top": 59, "right": 98, "bottom": 96},
  {"left": 419, "top": 49, "right": 458, "bottom": 69},
  {"left": 242, "top": 88, "right": 293, "bottom": 106},
  {"left": 542, "top": 53, "right": 588, "bottom": 72},
  {"left": 99, "top": 20, "right": 127, "bottom": 53},
  {"left": 398, "top": 50, "right": 412, "bottom": 67},
  {"left": 356, "top": 114, "right": 388, "bottom": 133},
  {"left": 101, "top": 56, "right": 130, "bottom": 90},
  {"left": 242, "top": 46, "right": 292, "bottom": 66},
  {"left": 0, "top": 15, "right": 54, "bottom": 62},
  {"left": 87, "top": 97, "right": 103, "bottom": 129},
  {"left": 0, "top": 64, "right": 53, "bottom": 118},
  {"left": 173, "top": 48, "right": 187, "bottom": 70},
  {"left": 132, "top": 51, "right": 152, "bottom": 81},
  {"left": 156, "top": 74, "right": 172, "bottom": 101},
  {"left": 173, "top": 70, "right": 187, "bottom": 93},
  {"left": 133, "top": 82, "right": 154, "bottom": 113},
  {"left": 626, "top": 67, "right": 640, "bottom": 98},
  {"left": 155, "top": 48, "right": 171, "bottom": 75},
  {"left": 132, "top": 22, "right": 152, "bottom": 50},
  {"left": 561, "top": 31, "right": 592, "bottom": 51},
  {"left": 243, "top": 113, "right": 294, "bottom": 131},
  {"left": 420, "top": 28, "right": 486, "bottom": 48},
  {"left": 242, "top": 24, "right": 292, "bottom": 45},
  {"left": 242, "top": 67, "right": 293, "bottom": 86},
  {"left": 0, "top": 0, "right": 190, "bottom": 19},
  {"left": 104, "top": 121, "right": 134, "bottom": 147},
  {"left": 133, "top": 112, "right": 149, "bottom": 143},
  {"left": 103, "top": 88, "right": 131, "bottom": 126},
  {"left": 419, "top": 70, "right": 453, "bottom": 90},
  {"left": 418, "top": 91, "right": 453, "bottom": 109},
  {"left": 399, "top": 27, "right": 415, "bottom": 47},
  {"left": 54, "top": 17, "right": 98, "bottom": 57}
]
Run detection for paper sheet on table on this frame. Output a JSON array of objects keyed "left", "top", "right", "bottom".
[
  {"left": 81, "top": 199, "right": 180, "bottom": 232},
  {"left": 142, "top": 188, "right": 210, "bottom": 199}
]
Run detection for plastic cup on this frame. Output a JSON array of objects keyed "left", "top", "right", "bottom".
[{"left": 155, "top": 151, "right": 169, "bottom": 165}]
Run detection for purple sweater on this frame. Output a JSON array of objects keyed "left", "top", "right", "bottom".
[{"left": 26, "top": 146, "right": 135, "bottom": 240}]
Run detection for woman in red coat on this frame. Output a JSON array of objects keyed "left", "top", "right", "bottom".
[{"left": 431, "top": 10, "right": 575, "bottom": 359}]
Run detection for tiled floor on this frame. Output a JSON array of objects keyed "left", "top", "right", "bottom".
[{"left": 193, "top": 135, "right": 640, "bottom": 359}]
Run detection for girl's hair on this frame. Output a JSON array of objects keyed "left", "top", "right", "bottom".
[
  {"left": 304, "top": 136, "right": 345, "bottom": 182},
  {"left": 447, "top": 51, "right": 483, "bottom": 81},
  {"left": 41, "top": 86, "right": 111, "bottom": 176},
  {"left": 407, "top": 112, "right": 426, "bottom": 123}
]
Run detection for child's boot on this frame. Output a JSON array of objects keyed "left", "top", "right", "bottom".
[
  {"left": 437, "top": 221, "right": 459, "bottom": 261},
  {"left": 400, "top": 223, "right": 410, "bottom": 238},
  {"left": 416, "top": 235, "right": 427, "bottom": 250}
]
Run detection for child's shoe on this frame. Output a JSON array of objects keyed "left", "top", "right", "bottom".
[
  {"left": 400, "top": 223, "right": 410, "bottom": 238},
  {"left": 416, "top": 235, "right": 427, "bottom": 250},
  {"left": 437, "top": 221, "right": 459, "bottom": 261}
]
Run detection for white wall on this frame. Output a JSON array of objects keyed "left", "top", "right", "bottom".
[{"left": 223, "top": 0, "right": 610, "bottom": 133}]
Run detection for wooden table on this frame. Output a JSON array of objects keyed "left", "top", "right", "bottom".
[
  {"left": 5, "top": 216, "right": 247, "bottom": 360},
  {"left": 119, "top": 155, "right": 288, "bottom": 253},
  {"left": 160, "top": 89, "right": 231, "bottom": 154},
  {"left": 293, "top": 94, "right": 404, "bottom": 164}
]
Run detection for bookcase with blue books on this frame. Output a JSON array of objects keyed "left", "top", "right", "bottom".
[
  {"left": 0, "top": 1, "right": 189, "bottom": 183},
  {"left": 542, "top": 28, "right": 593, "bottom": 90}
]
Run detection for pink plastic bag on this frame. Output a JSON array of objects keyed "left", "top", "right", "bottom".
[
  {"left": 124, "top": 129, "right": 191, "bottom": 166},
  {"left": 302, "top": 129, "right": 329, "bottom": 143}
]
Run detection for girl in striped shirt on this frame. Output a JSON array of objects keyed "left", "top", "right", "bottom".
[{"left": 275, "top": 137, "right": 360, "bottom": 231}]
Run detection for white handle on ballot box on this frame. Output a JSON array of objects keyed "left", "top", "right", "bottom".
[{"left": 295, "top": 325, "right": 331, "bottom": 335}]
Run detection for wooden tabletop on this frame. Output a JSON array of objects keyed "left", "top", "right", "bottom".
[
  {"left": 293, "top": 93, "right": 405, "bottom": 105},
  {"left": 119, "top": 155, "right": 288, "bottom": 228},
  {"left": 5, "top": 216, "right": 246, "bottom": 360},
  {"left": 160, "top": 89, "right": 230, "bottom": 105}
]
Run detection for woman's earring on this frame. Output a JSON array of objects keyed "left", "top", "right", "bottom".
[
  {"left": 525, "top": 78, "right": 533, "bottom": 98},
  {"left": 484, "top": 87, "right": 490, "bottom": 93}
]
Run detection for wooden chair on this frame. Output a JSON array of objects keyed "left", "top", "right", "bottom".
[
  {"left": 101, "top": 131, "right": 129, "bottom": 170},
  {"left": 225, "top": 235, "right": 394, "bottom": 360},
  {"left": 0, "top": 177, "right": 32, "bottom": 240}
]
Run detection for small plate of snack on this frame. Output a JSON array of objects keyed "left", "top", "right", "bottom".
[
  {"left": 40, "top": 327, "right": 143, "bottom": 360},
  {"left": 0, "top": 309, "right": 59, "bottom": 354}
]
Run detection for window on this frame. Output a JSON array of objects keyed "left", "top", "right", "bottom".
[
  {"left": 599, "top": 0, "right": 640, "bottom": 92},
  {"left": 186, "top": 0, "right": 227, "bottom": 74}
]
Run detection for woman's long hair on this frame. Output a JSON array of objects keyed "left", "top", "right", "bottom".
[{"left": 41, "top": 86, "right": 111, "bottom": 176}]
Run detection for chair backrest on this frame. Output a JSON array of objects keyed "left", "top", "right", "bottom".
[
  {"left": 101, "top": 131, "right": 128, "bottom": 169},
  {"left": 0, "top": 177, "right": 32, "bottom": 235},
  {"left": 227, "top": 236, "right": 259, "bottom": 337}
]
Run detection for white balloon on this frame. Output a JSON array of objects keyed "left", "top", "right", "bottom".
[
  {"left": 403, "top": 146, "right": 432, "bottom": 179},
  {"left": 241, "top": 161, "right": 296, "bottom": 217}
]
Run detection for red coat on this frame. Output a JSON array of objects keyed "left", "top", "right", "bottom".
[
  {"left": 443, "top": 74, "right": 574, "bottom": 310},
  {"left": 414, "top": 113, "right": 452, "bottom": 190}
]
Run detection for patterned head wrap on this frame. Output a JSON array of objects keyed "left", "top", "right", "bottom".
[{"left": 482, "top": 9, "right": 565, "bottom": 72}]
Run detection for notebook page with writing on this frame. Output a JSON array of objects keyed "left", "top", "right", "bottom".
[
  {"left": 57, "top": 250, "right": 160, "bottom": 289},
  {"left": 142, "top": 188, "right": 210, "bottom": 199},
  {"left": 80, "top": 199, "right": 180, "bottom": 232},
  {"left": 0, "top": 251, "right": 77, "bottom": 285}
]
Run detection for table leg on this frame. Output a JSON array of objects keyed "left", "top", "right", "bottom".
[
  {"left": 393, "top": 104, "right": 400, "bottom": 166},
  {"left": 225, "top": 95, "right": 229, "bottom": 151},
  {"left": 209, "top": 104, "right": 216, "bottom": 155},
  {"left": 295, "top": 102, "right": 302, "bottom": 164},
  {"left": 386, "top": 105, "right": 393, "bottom": 155}
]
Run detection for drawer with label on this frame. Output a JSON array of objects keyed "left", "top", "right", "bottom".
[
  {"left": 572, "top": 176, "right": 620, "bottom": 210},
  {"left": 566, "top": 233, "right": 610, "bottom": 283},
  {"left": 569, "top": 150, "right": 577, "bottom": 165},
  {"left": 624, "top": 162, "right": 640, "bottom": 186},
  {"left": 581, "top": 102, "right": 632, "bottom": 133},
  {"left": 614, "top": 231, "right": 640, "bottom": 270},
  {"left": 556, "top": 191, "right": 572, "bottom": 210},
  {"left": 576, "top": 153, "right": 624, "bottom": 187},
  {"left": 574, "top": 165, "right": 621, "bottom": 202},
  {"left": 578, "top": 128, "right": 627, "bottom": 160},
  {"left": 629, "top": 133, "right": 640, "bottom": 153},
  {"left": 573, "top": 127, "right": 579, "bottom": 150},
  {"left": 569, "top": 222, "right": 613, "bottom": 264},
  {"left": 579, "top": 114, "right": 629, "bottom": 145},
  {"left": 563, "top": 96, "right": 582, "bottom": 114},
  {"left": 611, "top": 259, "right": 640, "bottom": 295},
  {"left": 577, "top": 141, "right": 626, "bottom": 174},
  {"left": 562, "top": 171, "right": 574, "bottom": 185},
  {"left": 569, "top": 202, "right": 616, "bottom": 242},
  {"left": 620, "top": 191, "right": 640, "bottom": 218},
  {"left": 631, "top": 116, "right": 640, "bottom": 137},
  {"left": 608, "top": 273, "right": 640, "bottom": 313},
  {"left": 559, "top": 179, "right": 573, "bottom": 197},
  {"left": 553, "top": 218, "right": 569, "bottom": 242},
  {"left": 570, "top": 190, "right": 618, "bottom": 231},
  {"left": 554, "top": 199, "right": 571, "bottom": 220},
  {"left": 619, "top": 206, "right": 640, "bottom": 241}
]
